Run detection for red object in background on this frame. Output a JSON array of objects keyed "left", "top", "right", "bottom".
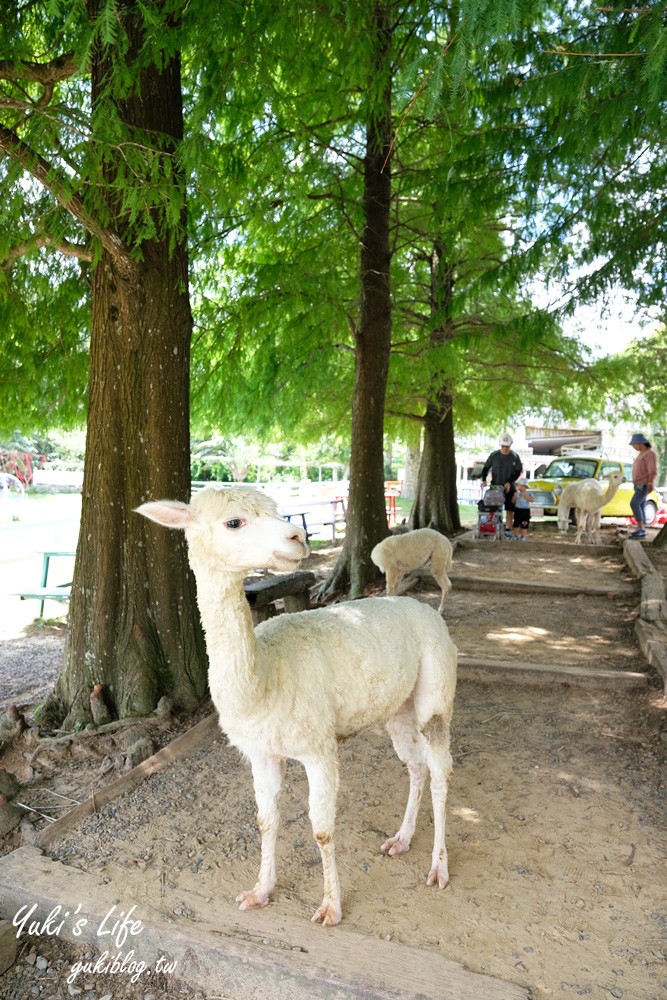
[
  {"left": 0, "top": 451, "right": 47, "bottom": 487},
  {"left": 628, "top": 506, "right": 667, "bottom": 527}
]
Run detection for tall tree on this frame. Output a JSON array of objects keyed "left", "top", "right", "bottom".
[
  {"left": 324, "top": 2, "right": 394, "bottom": 597},
  {"left": 0, "top": 2, "right": 207, "bottom": 724},
  {"left": 409, "top": 241, "right": 460, "bottom": 532},
  {"left": 188, "top": 1, "right": 596, "bottom": 548},
  {"left": 189, "top": 1, "right": 398, "bottom": 598}
]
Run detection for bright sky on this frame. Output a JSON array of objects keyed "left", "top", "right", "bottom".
[
  {"left": 565, "top": 306, "right": 639, "bottom": 358},
  {"left": 562, "top": 282, "right": 662, "bottom": 358},
  {"left": 539, "top": 282, "right": 659, "bottom": 360}
]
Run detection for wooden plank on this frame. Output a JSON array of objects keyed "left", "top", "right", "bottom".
[
  {"left": 635, "top": 619, "right": 667, "bottom": 692},
  {"left": 0, "top": 847, "right": 529, "bottom": 1000},
  {"left": 448, "top": 574, "right": 635, "bottom": 598},
  {"left": 36, "top": 713, "right": 221, "bottom": 849},
  {"left": 623, "top": 538, "right": 656, "bottom": 579},
  {"left": 456, "top": 538, "right": 621, "bottom": 556},
  {"left": 458, "top": 656, "right": 648, "bottom": 689},
  {"left": 640, "top": 571, "right": 667, "bottom": 623},
  {"left": 0, "top": 919, "right": 17, "bottom": 975},
  {"left": 244, "top": 572, "right": 316, "bottom": 608},
  {"left": 397, "top": 571, "right": 635, "bottom": 601}
]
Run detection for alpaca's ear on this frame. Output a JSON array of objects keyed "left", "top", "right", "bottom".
[{"left": 135, "top": 500, "right": 196, "bottom": 529}]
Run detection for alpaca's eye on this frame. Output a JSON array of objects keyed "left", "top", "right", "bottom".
[{"left": 225, "top": 518, "right": 244, "bottom": 530}]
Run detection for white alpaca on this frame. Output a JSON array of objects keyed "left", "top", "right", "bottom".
[
  {"left": 556, "top": 481, "right": 581, "bottom": 534},
  {"left": 557, "top": 471, "right": 625, "bottom": 543},
  {"left": 136, "top": 486, "right": 457, "bottom": 927},
  {"left": 371, "top": 527, "right": 454, "bottom": 614}
]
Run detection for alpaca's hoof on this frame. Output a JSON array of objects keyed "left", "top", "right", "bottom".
[
  {"left": 236, "top": 888, "right": 270, "bottom": 910},
  {"left": 311, "top": 898, "right": 342, "bottom": 926},
  {"left": 380, "top": 834, "right": 411, "bottom": 856},
  {"left": 426, "top": 864, "right": 449, "bottom": 889}
]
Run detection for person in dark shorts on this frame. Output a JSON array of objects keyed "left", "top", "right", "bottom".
[
  {"left": 511, "top": 479, "right": 533, "bottom": 541},
  {"left": 481, "top": 433, "right": 523, "bottom": 537}
]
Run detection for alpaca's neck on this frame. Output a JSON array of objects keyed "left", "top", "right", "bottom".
[
  {"left": 189, "top": 554, "right": 265, "bottom": 713},
  {"left": 604, "top": 481, "right": 620, "bottom": 502}
]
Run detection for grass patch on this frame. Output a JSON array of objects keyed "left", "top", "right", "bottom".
[{"left": 23, "top": 618, "right": 68, "bottom": 637}]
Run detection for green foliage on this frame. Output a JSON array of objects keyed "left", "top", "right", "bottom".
[
  {"left": 596, "top": 325, "right": 667, "bottom": 426},
  {"left": 1, "top": 0, "right": 664, "bottom": 445},
  {"left": 0, "top": 253, "right": 89, "bottom": 435},
  {"left": 487, "top": 3, "right": 667, "bottom": 313},
  {"left": 0, "top": 0, "right": 196, "bottom": 433},
  {"left": 187, "top": 1, "right": 594, "bottom": 448}
]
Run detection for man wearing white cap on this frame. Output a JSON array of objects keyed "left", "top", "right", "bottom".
[{"left": 481, "top": 433, "right": 524, "bottom": 536}]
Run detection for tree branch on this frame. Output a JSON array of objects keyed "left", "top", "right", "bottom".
[
  {"left": 541, "top": 48, "right": 644, "bottom": 58},
  {"left": 2, "top": 232, "right": 92, "bottom": 269},
  {"left": 0, "top": 53, "right": 79, "bottom": 85},
  {"left": 0, "top": 124, "right": 135, "bottom": 278}
]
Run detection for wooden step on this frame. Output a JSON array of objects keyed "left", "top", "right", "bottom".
[
  {"left": 458, "top": 655, "right": 648, "bottom": 689},
  {"left": 0, "top": 846, "right": 530, "bottom": 1000}
]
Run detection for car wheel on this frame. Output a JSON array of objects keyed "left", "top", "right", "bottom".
[{"left": 644, "top": 500, "right": 657, "bottom": 526}]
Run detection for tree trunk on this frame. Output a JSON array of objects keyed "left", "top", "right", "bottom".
[
  {"left": 49, "top": 6, "right": 207, "bottom": 726},
  {"left": 409, "top": 240, "right": 461, "bottom": 534},
  {"left": 401, "top": 439, "right": 422, "bottom": 501},
  {"left": 322, "top": 4, "right": 393, "bottom": 599},
  {"left": 410, "top": 394, "right": 460, "bottom": 532}
]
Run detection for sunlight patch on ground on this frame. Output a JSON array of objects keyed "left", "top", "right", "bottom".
[
  {"left": 556, "top": 771, "right": 605, "bottom": 794},
  {"left": 485, "top": 625, "right": 613, "bottom": 653},
  {"left": 547, "top": 635, "right": 611, "bottom": 650},
  {"left": 533, "top": 562, "right": 560, "bottom": 576},
  {"left": 486, "top": 626, "right": 550, "bottom": 643},
  {"left": 451, "top": 806, "right": 481, "bottom": 824}
]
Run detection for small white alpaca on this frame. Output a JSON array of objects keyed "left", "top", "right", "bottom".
[
  {"left": 557, "top": 471, "right": 625, "bottom": 543},
  {"left": 370, "top": 527, "right": 454, "bottom": 613},
  {"left": 556, "top": 481, "right": 580, "bottom": 534},
  {"left": 136, "top": 486, "right": 457, "bottom": 926}
]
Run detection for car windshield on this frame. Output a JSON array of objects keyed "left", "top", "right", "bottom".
[{"left": 543, "top": 459, "right": 598, "bottom": 479}]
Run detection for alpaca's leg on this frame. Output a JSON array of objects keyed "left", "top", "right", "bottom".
[
  {"left": 382, "top": 700, "right": 427, "bottom": 856},
  {"left": 302, "top": 752, "right": 342, "bottom": 926},
  {"left": 236, "top": 754, "right": 284, "bottom": 911},
  {"left": 384, "top": 564, "right": 402, "bottom": 596},
  {"left": 423, "top": 713, "right": 453, "bottom": 888},
  {"left": 574, "top": 509, "right": 585, "bottom": 544},
  {"left": 430, "top": 548, "right": 452, "bottom": 614},
  {"left": 591, "top": 511, "right": 601, "bottom": 544}
]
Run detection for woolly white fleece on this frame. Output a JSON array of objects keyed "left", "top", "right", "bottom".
[
  {"left": 136, "top": 486, "right": 458, "bottom": 927},
  {"left": 556, "top": 471, "right": 624, "bottom": 543},
  {"left": 371, "top": 527, "right": 454, "bottom": 613}
]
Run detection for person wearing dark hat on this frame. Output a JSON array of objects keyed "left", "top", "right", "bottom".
[{"left": 629, "top": 433, "right": 657, "bottom": 539}]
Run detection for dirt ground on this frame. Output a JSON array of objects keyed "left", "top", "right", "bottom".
[{"left": 1, "top": 528, "right": 666, "bottom": 1000}]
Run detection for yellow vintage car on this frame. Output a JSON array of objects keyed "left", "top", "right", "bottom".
[{"left": 528, "top": 455, "right": 660, "bottom": 524}]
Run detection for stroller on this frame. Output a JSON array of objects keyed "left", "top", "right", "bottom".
[{"left": 475, "top": 486, "right": 505, "bottom": 540}]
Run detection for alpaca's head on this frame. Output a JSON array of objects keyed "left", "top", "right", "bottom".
[
  {"left": 604, "top": 470, "right": 625, "bottom": 490},
  {"left": 136, "top": 485, "right": 309, "bottom": 573}
]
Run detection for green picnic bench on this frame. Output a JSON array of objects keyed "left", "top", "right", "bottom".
[
  {"left": 16, "top": 551, "right": 74, "bottom": 618},
  {"left": 17, "top": 555, "right": 315, "bottom": 627}
]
